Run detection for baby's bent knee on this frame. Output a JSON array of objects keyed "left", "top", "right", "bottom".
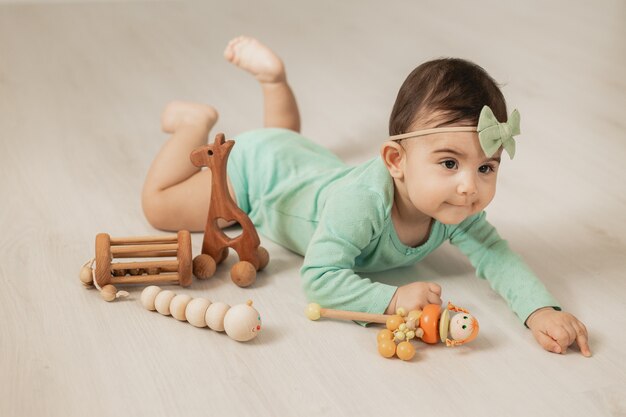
[{"left": 142, "top": 191, "right": 173, "bottom": 231}]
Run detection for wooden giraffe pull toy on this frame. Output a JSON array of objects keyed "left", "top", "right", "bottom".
[{"left": 190, "top": 133, "right": 269, "bottom": 287}]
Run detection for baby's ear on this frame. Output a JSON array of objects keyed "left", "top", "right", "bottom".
[{"left": 380, "top": 141, "right": 405, "bottom": 180}]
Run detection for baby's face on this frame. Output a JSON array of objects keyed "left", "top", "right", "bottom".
[{"left": 401, "top": 132, "right": 501, "bottom": 224}]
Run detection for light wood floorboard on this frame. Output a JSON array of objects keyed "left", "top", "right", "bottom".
[{"left": 0, "top": 1, "right": 625, "bottom": 416}]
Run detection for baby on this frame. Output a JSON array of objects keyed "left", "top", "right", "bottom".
[{"left": 142, "top": 36, "right": 591, "bottom": 357}]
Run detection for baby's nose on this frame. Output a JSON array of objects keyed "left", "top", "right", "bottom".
[{"left": 457, "top": 172, "right": 478, "bottom": 195}]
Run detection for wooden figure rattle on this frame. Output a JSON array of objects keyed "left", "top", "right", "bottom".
[
  {"left": 79, "top": 231, "right": 192, "bottom": 301},
  {"left": 140, "top": 285, "right": 262, "bottom": 342},
  {"left": 190, "top": 133, "right": 269, "bottom": 288},
  {"left": 306, "top": 302, "right": 479, "bottom": 361}
]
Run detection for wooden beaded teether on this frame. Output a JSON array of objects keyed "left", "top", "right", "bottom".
[
  {"left": 141, "top": 285, "right": 262, "bottom": 342},
  {"left": 79, "top": 231, "right": 193, "bottom": 301},
  {"left": 306, "top": 302, "right": 479, "bottom": 361},
  {"left": 190, "top": 133, "right": 269, "bottom": 287}
]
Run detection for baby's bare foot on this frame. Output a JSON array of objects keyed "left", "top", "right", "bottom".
[
  {"left": 161, "top": 101, "right": 218, "bottom": 134},
  {"left": 224, "top": 36, "right": 286, "bottom": 84}
]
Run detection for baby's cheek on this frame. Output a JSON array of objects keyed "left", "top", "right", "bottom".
[{"left": 410, "top": 183, "right": 444, "bottom": 208}]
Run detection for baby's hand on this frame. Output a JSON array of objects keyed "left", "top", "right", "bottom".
[
  {"left": 526, "top": 308, "right": 591, "bottom": 357},
  {"left": 386, "top": 282, "right": 442, "bottom": 314}
]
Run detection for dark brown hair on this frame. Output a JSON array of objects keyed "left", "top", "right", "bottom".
[{"left": 389, "top": 58, "right": 507, "bottom": 135}]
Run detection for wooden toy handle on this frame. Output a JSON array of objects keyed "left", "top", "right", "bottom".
[
  {"left": 321, "top": 308, "right": 389, "bottom": 324},
  {"left": 306, "top": 303, "right": 389, "bottom": 324}
]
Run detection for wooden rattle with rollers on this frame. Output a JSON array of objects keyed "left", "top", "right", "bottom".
[
  {"left": 306, "top": 302, "right": 479, "bottom": 361},
  {"left": 140, "top": 285, "right": 262, "bottom": 342},
  {"left": 190, "top": 133, "right": 269, "bottom": 287},
  {"left": 79, "top": 231, "right": 192, "bottom": 301}
]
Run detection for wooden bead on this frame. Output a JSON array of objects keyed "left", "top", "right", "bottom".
[
  {"left": 305, "top": 303, "right": 321, "bottom": 321},
  {"left": 193, "top": 254, "right": 216, "bottom": 280},
  {"left": 112, "top": 269, "right": 126, "bottom": 276},
  {"left": 79, "top": 266, "right": 93, "bottom": 286},
  {"left": 185, "top": 298, "right": 211, "bottom": 328},
  {"left": 386, "top": 315, "right": 404, "bottom": 331},
  {"left": 257, "top": 246, "right": 270, "bottom": 271},
  {"left": 407, "top": 310, "right": 422, "bottom": 321},
  {"left": 230, "top": 261, "right": 256, "bottom": 287},
  {"left": 378, "top": 340, "right": 396, "bottom": 358},
  {"left": 100, "top": 284, "right": 117, "bottom": 302},
  {"left": 128, "top": 268, "right": 141, "bottom": 276},
  {"left": 146, "top": 267, "right": 160, "bottom": 275},
  {"left": 205, "top": 302, "right": 230, "bottom": 332},
  {"left": 377, "top": 329, "right": 394, "bottom": 343},
  {"left": 140, "top": 285, "right": 162, "bottom": 310},
  {"left": 223, "top": 302, "right": 262, "bottom": 342},
  {"left": 396, "top": 341, "right": 416, "bottom": 361},
  {"left": 154, "top": 290, "right": 176, "bottom": 315},
  {"left": 170, "top": 294, "right": 192, "bottom": 321}
]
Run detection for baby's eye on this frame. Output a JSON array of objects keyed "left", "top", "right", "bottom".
[
  {"left": 478, "top": 164, "right": 494, "bottom": 174},
  {"left": 441, "top": 160, "right": 458, "bottom": 170}
]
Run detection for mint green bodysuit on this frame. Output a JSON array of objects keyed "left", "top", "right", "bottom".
[{"left": 227, "top": 128, "right": 560, "bottom": 323}]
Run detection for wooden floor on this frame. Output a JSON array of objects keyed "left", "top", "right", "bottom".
[{"left": 1, "top": 1, "right": 625, "bottom": 416}]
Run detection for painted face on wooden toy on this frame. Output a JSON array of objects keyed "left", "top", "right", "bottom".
[
  {"left": 223, "top": 302, "right": 262, "bottom": 342},
  {"left": 449, "top": 312, "right": 478, "bottom": 342}
]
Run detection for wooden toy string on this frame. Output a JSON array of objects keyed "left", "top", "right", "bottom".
[{"left": 82, "top": 258, "right": 129, "bottom": 299}]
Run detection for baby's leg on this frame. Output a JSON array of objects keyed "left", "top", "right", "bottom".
[
  {"left": 224, "top": 36, "right": 301, "bottom": 132},
  {"left": 142, "top": 101, "right": 236, "bottom": 231}
]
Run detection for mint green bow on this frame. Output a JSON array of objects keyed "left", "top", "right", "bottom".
[{"left": 477, "top": 106, "right": 521, "bottom": 159}]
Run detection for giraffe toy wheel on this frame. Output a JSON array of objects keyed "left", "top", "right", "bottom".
[
  {"left": 257, "top": 246, "right": 270, "bottom": 271},
  {"left": 192, "top": 254, "right": 217, "bottom": 280},
  {"left": 231, "top": 261, "right": 257, "bottom": 287}
]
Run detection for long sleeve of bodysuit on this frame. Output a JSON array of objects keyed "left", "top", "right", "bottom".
[
  {"left": 449, "top": 212, "right": 561, "bottom": 323},
  {"left": 300, "top": 186, "right": 397, "bottom": 315}
]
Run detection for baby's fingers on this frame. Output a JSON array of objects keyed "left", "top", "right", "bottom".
[
  {"left": 427, "top": 290, "right": 442, "bottom": 306},
  {"left": 550, "top": 327, "right": 573, "bottom": 354},
  {"left": 428, "top": 283, "right": 442, "bottom": 296},
  {"left": 534, "top": 330, "right": 562, "bottom": 354},
  {"left": 574, "top": 323, "right": 592, "bottom": 357}
]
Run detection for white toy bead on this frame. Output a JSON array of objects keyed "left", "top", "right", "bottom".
[
  {"left": 154, "top": 290, "right": 176, "bottom": 316},
  {"left": 170, "top": 294, "right": 192, "bottom": 321},
  {"left": 100, "top": 284, "right": 117, "bottom": 302},
  {"left": 79, "top": 266, "right": 93, "bottom": 286},
  {"left": 141, "top": 286, "right": 261, "bottom": 343},
  {"left": 205, "top": 302, "right": 230, "bottom": 332},
  {"left": 223, "top": 301, "right": 262, "bottom": 342},
  {"left": 141, "top": 286, "right": 162, "bottom": 311},
  {"left": 185, "top": 298, "right": 211, "bottom": 328}
]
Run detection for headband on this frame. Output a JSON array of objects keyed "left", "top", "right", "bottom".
[{"left": 389, "top": 105, "right": 521, "bottom": 159}]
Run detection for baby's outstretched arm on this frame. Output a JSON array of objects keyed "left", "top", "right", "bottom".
[
  {"left": 526, "top": 308, "right": 592, "bottom": 357},
  {"left": 449, "top": 212, "right": 591, "bottom": 356}
]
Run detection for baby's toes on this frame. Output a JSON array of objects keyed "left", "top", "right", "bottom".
[
  {"left": 223, "top": 45, "right": 234, "bottom": 61},
  {"left": 224, "top": 36, "right": 244, "bottom": 60}
]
